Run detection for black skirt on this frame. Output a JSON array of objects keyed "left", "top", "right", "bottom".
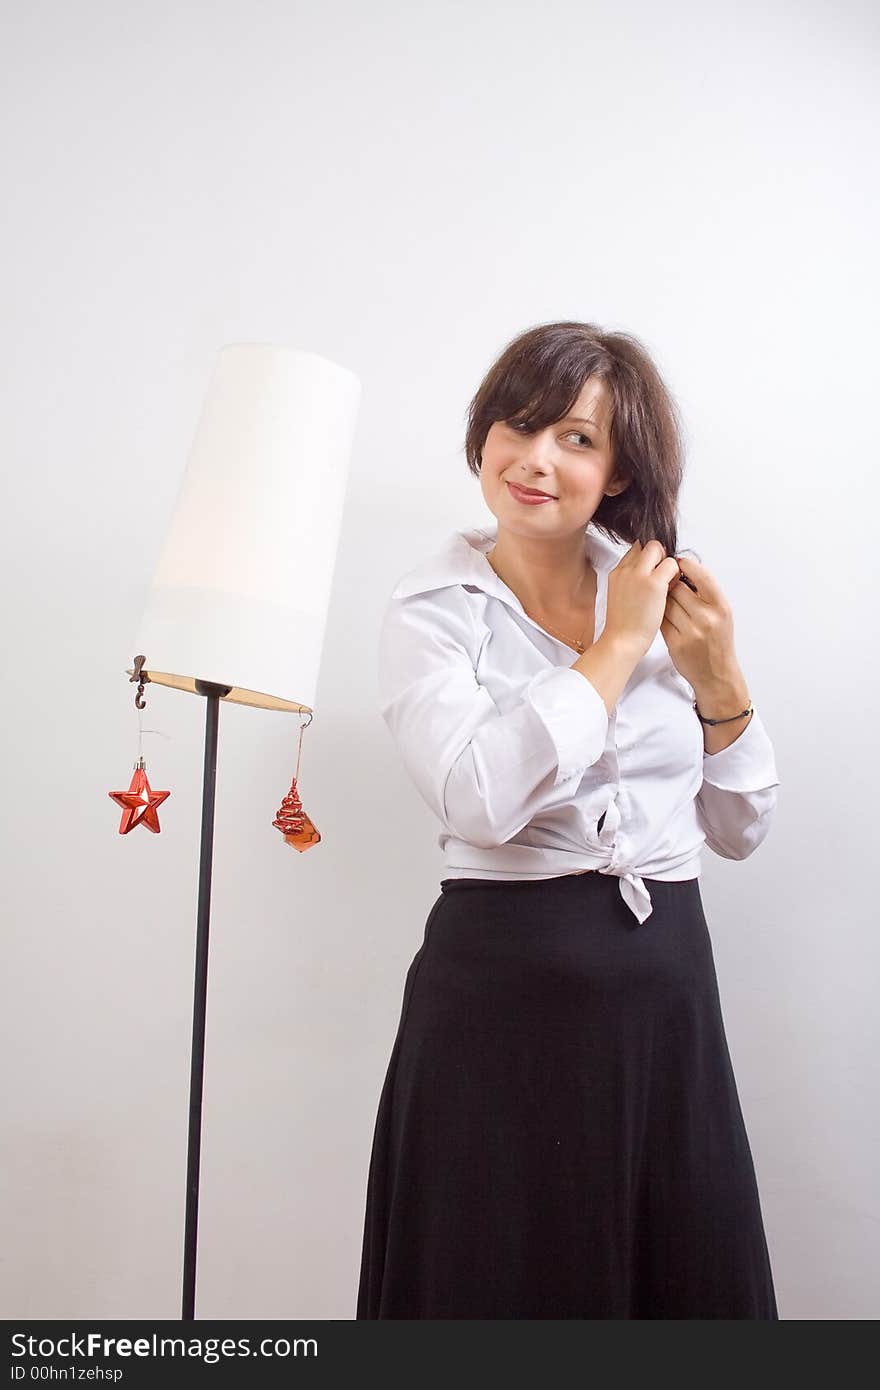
[{"left": 356, "top": 872, "right": 778, "bottom": 1319}]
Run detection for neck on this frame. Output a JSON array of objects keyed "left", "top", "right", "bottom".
[{"left": 487, "top": 527, "right": 593, "bottom": 611}]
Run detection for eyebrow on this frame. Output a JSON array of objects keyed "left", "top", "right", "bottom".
[{"left": 564, "top": 415, "right": 602, "bottom": 433}]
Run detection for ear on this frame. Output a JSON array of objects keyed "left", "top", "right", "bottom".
[{"left": 605, "top": 475, "right": 631, "bottom": 497}]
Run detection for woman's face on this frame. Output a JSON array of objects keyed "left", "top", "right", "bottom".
[{"left": 479, "top": 376, "right": 627, "bottom": 531}]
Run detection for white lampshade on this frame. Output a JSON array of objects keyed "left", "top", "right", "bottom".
[{"left": 126, "top": 343, "right": 361, "bottom": 713}]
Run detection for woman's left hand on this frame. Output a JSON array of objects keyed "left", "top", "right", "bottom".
[{"left": 660, "top": 554, "right": 743, "bottom": 692}]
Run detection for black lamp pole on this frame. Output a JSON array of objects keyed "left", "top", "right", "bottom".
[{"left": 181, "top": 679, "right": 232, "bottom": 1321}]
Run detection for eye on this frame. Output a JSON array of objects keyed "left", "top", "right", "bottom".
[{"left": 507, "top": 420, "right": 591, "bottom": 447}]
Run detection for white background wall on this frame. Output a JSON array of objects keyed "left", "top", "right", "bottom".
[{"left": 2, "top": 0, "right": 877, "bottom": 1320}]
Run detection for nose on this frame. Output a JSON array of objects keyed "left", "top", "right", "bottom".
[{"left": 517, "top": 426, "right": 558, "bottom": 470}]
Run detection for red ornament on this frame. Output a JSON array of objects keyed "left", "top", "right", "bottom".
[
  {"left": 109, "top": 757, "right": 171, "bottom": 834},
  {"left": 272, "top": 775, "right": 320, "bottom": 852}
]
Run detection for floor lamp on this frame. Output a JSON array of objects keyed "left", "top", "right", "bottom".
[{"left": 125, "top": 342, "right": 361, "bottom": 1319}]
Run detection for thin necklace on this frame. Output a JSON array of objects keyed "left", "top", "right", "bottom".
[{"left": 486, "top": 548, "right": 592, "bottom": 654}]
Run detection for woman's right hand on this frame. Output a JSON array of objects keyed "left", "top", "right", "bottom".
[{"left": 603, "top": 539, "right": 682, "bottom": 658}]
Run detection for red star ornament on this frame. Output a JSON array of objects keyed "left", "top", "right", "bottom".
[{"left": 108, "top": 761, "right": 171, "bottom": 834}]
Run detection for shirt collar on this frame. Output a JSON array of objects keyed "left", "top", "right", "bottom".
[{"left": 392, "top": 519, "right": 628, "bottom": 602}]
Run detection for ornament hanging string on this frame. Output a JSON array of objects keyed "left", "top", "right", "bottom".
[
  {"left": 295, "top": 710, "right": 313, "bottom": 782},
  {"left": 136, "top": 700, "right": 172, "bottom": 762}
]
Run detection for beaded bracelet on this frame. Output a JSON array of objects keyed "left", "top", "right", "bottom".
[{"left": 693, "top": 700, "right": 754, "bottom": 726}]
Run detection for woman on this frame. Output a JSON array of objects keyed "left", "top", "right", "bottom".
[{"left": 356, "top": 321, "right": 780, "bottom": 1319}]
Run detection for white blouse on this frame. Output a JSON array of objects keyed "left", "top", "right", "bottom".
[{"left": 377, "top": 519, "right": 780, "bottom": 925}]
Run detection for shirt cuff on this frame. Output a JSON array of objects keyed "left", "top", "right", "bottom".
[
  {"left": 702, "top": 704, "right": 780, "bottom": 791},
  {"left": 525, "top": 665, "right": 610, "bottom": 785}
]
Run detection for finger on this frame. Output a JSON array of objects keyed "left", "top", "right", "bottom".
[
  {"left": 674, "top": 554, "right": 724, "bottom": 604},
  {"left": 666, "top": 579, "right": 701, "bottom": 617},
  {"left": 660, "top": 610, "right": 682, "bottom": 635},
  {"left": 664, "top": 589, "right": 692, "bottom": 624},
  {"left": 639, "top": 539, "right": 668, "bottom": 567}
]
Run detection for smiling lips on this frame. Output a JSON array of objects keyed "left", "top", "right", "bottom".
[{"left": 507, "top": 480, "right": 555, "bottom": 504}]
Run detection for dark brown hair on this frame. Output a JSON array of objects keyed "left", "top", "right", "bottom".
[{"left": 463, "top": 320, "right": 686, "bottom": 556}]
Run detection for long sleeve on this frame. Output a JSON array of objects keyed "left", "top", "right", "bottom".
[
  {"left": 695, "top": 706, "right": 780, "bottom": 860},
  {"left": 378, "top": 585, "right": 610, "bottom": 849}
]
